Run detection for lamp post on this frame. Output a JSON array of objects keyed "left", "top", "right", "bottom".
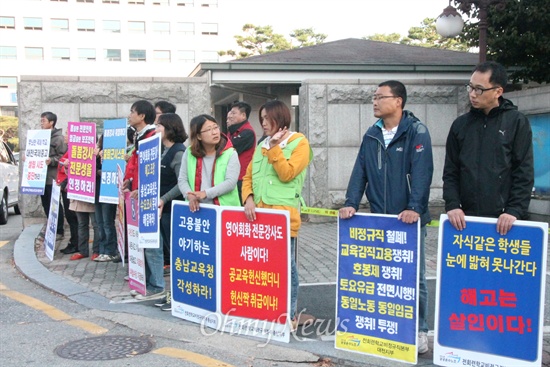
[{"left": 436, "top": 0, "right": 506, "bottom": 62}]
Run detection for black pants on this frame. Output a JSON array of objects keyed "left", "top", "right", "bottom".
[
  {"left": 40, "top": 184, "right": 64, "bottom": 235},
  {"left": 61, "top": 189, "right": 78, "bottom": 246}
]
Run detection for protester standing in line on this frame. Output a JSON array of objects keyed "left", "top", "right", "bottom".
[
  {"left": 57, "top": 131, "right": 78, "bottom": 254},
  {"left": 242, "top": 100, "right": 312, "bottom": 330},
  {"left": 339, "top": 81, "right": 433, "bottom": 354},
  {"left": 124, "top": 100, "right": 166, "bottom": 301},
  {"left": 178, "top": 114, "right": 241, "bottom": 211},
  {"left": 153, "top": 100, "right": 178, "bottom": 267},
  {"left": 152, "top": 113, "right": 188, "bottom": 311},
  {"left": 443, "top": 61, "right": 534, "bottom": 236},
  {"left": 226, "top": 101, "right": 256, "bottom": 203},
  {"left": 38, "top": 111, "right": 66, "bottom": 240},
  {"left": 94, "top": 134, "right": 119, "bottom": 262}
]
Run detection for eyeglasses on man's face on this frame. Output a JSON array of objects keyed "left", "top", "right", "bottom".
[
  {"left": 372, "top": 95, "right": 398, "bottom": 101},
  {"left": 200, "top": 125, "right": 220, "bottom": 134},
  {"left": 466, "top": 84, "right": 500, "bottom": 96}
]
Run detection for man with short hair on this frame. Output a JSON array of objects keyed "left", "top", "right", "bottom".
[
  {"left": 339, "top": 80, "right": 433, "bottom": 354},
  {"left": 443, "top": 61, "right": 534, "bottom": 236},
  {"left": 226, "top": 101, "right": 256, "bottom": 203},
  {"left": 123, "top": 100, "right": 165, "bottom": 301},
  {"left": 154, "top": 101, "right": 176, "bottom": 125},
  {"left": 39, "top": 111, "right": 67, "bottom": 240}
]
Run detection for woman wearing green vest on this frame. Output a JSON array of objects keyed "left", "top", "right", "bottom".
[
  {"left": 177, "top": 114, "right": 240, "bottom": 212},
  {"left": 242, "top": 100, "right": 312, "bottom": 330}
]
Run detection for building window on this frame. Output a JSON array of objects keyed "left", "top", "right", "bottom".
[
  {"left": 128, "top": 21, "right": 145, "bottom": 34},
  {"left": 0, "top": 17, "right": 15, "bottom": 29},
  {"left": 24, "top": 17, "right": 43, "bottom": 30},
  {"left": 0, "top": 46, "right": 17, "bottom": 60},
  {"left": 0, "top": 77, "right": 17, "bottom": 89},
  {"left": 201, "top": 50, "right": 218, "bottom": 62},
  {"left": 104, "top": 49, "right": 121, "bottom": 61},
  {"left": 152, "top": 21, "right": 170, "bottom": 35},
  {"left": 103, "top": 20, "right": 120, "bottom": 33},
  {"left": 102, "top": 0, "right": 119, "bottom": 2},
  {"left": 51, "top": 18, "right": 69, "bottom": 32},
  {"left": 176, "top": 0, "right": 193, "bottom": 5},
  {"left": 77, "top": 19, "right": 95, "bottom": 32},
  {"left": 52, "top": 48, "right": 70, "bottom": 61},
  {"left": 152, "top": 0, "right": 169, "bottom": 4},
  {"left": 76, "top": 0, "right": 94, "bottom": 2},
  {"left": 177, "top": 22, "right": 194, "bottom": 35},
  {"left": 200, "top": 0, "right": 217, "bottom": 7},
  {"left": 201, "top": 23, "right": 218, "bottom": 36},
  {"left": 128, "top": 0, "right": 145, "bottom": 4},
  {"left": 177, "top": 50, "right": 194, "bottom": 62},
  {"left": 50, "top": 0, "right": 68, "bottom": 2},
  {"left": 129, "top": 49, "right": 146, "bottom": 62},
  {"left": 78, "top": 48, "right": 96, "bottom": 61},
  {"left": 153, "top": 50, "right": 170, "bottom": 62},
  {"left": 25, "top": 47, "right": 43, "bottom": 60}
]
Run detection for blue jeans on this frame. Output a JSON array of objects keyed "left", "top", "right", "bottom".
[
  {"left": 95, "top": 202, "right": 117, "bottom": 256},
  {"left": 144, "top": 236, "right": 164, "bottom": 294},
  {"left": 291, "top": 237, "right": 299, "bottom": 319},
  {"left": 419, "top": 226, "right": 428, "bottom": 332},
  {"left": 75, "top": 211, "right": 99, "bottom": 257}
]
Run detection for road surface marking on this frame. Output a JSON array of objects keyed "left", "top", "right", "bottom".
[
  {"left": 0, "top": 241, "right": 9, "bottom": 248},
  {"left": 0, "top": 282, "right": 108, "bottom": 334}
]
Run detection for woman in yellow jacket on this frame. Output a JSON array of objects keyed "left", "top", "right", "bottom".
[{"left": 242, "top": 100, "right": 312, "bottom": 326}]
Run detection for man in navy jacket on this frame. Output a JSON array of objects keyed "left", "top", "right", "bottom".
[{"left": 339, "top": 80, "right": 434, "bottom": 354}]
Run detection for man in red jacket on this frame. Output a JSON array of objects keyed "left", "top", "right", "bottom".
[
  {"left": 226, "top": 101, "right": 256, "bottom": 204},
  {"left": 123, "top": 100, "right": 156, "bottom": 194}
]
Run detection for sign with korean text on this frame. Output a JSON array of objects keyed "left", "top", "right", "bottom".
[
  {"left": 21, "top": 129, "right": 50, "bottom": 194},
  {"left": 138, "top": 134, "right": 161, "bottom": 248},
  {"left": 44, "top": 182, "right": 61, "bottom": 261},
  {"left": 220, "top": 207, "right": 291, "bottom": 343},
  {"left": 170, "top": 202, "right": 292, "bottom": 343},
  {"left": 99, "top": 119, "right": 127, "bottom": 204},
  {"left": 434, "top": 215, "right": 548, "bottom": 367},
  {"left": 67, "top": 122, "right": 96, "bottom": 203},
  {"left": 115, "top": 164, "right": 126, "bottom": 266},
  {"left": 336, "top": 213, "right": 420, "bottom": 364},
  {"left": 171, "top": 201, "right": 218, "bottom": 329},
  {"left": 127, "top": 194, "right": 145, "bottom": 295}
]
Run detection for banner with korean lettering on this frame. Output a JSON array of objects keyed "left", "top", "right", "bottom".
[
  {"left": 171, "top": 201, "right": 218, "bottom": 330},
  {"left": 20, "top": 129, "right": 50, "bottom": 194},
  {"left": 44, "top": 182, "right": 61, "bottom": 261},
  {"left": 434, "top": 215, "right": 548, "bottom": 367},
  {"left": 67, "top": 122, "right": 96, "bottom": 203},
  {"left": 137, "top": 134, "right": 161, "bottom": 248},
  {"left": 127, "top": 193, "right": 146, "bottom": 295},
  {"left": 220, "top": 207, "right": 291, "bottom": 343},
  {"left": 99, "top": 119, "right": 127, "bottom": 204},
  {"left": 335, "top": 213, "right": 420, "bottom": 364},
  {"left": 170, "top": 202, "right": 292, "bottom": 343}
]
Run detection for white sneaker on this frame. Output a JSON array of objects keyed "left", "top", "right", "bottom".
[
  {"left": 129, "top": 289, "right": 139, "bottom": 297},
  {"left": 418, "top": 331, "right": 429, "bottom": 354}
]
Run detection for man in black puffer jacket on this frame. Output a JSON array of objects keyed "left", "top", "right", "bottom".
[{"left": 443, "top": 61, "right": 534, "bottom": 236}]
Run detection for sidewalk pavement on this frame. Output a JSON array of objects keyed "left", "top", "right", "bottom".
[{"left": 13, "top": 218, "right": 550, "bottom": 366}]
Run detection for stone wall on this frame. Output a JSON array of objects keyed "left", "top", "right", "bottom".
[{"left": 18, "top": 75, "right": 210, "bottom": 226}]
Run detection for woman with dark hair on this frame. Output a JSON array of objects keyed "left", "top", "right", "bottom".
[
  {"left": 177, "top": 114, "right": 240, "bottom": 212},
  {"left": 242, "top": 100, "right": 312, "bottom": 329},
  {"left": 148, "top": 113, "right": 188, "bottom": 309}
]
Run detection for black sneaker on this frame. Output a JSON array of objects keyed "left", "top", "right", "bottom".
[
  {"left": 160, "top": 300, "right": 171, "bottom": 311},
  {"left": 154, "top": 291, "right": 170, "bottom": 307}
]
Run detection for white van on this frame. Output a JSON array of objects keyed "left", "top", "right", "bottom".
[{"left": 0, "top": 140, "right": 20, "bottom": 224}]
